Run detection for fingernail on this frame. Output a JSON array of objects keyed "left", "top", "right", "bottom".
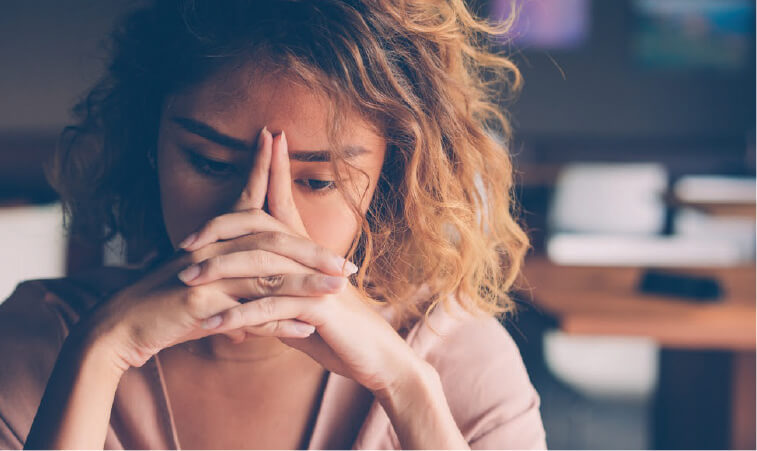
[
  {"left": 345, "top": 260, "right": 359, "bottom": 275},
  {"left": 321, "top": 275, "right": 346, "bottom": 291},
  {"left": 280, "top": 131, "right": 288, "bottom": 154},
  {"left": 332, "top": 256, "right": 358, "bottom": 275},
  {"left": 293, "top": 322, "right": 315, "bottom": 335},
  {"left": 202, "top": 314, "right": 223, "bottom": 329},
  {"left": 177, "top": 264, "right": 201, "bottom": 283},
  {"left": 178, "top": 233, "right": 197, "bottom": 249},
  {"left": 260, "top": 125, "right": 270, "bottom": 144}
]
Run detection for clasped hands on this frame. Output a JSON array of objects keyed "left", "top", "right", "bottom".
[{"left": 172, "top": 127, "right": 429, "bottom": 396}]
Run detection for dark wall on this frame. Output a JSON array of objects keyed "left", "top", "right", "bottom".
[{"left": 496, "top": 0, "right": 755, "bottom": 161}]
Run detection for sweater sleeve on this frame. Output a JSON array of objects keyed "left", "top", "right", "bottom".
[
  {"left": 422, "top": 310, "right": 547, "bottom": 450},
  {"left": 0, "top": 280, "right": 68, "bottom": 449}
]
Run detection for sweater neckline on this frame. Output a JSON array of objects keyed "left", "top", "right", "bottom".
[{"left": 149, "top": 350, "right": 334, "bottom": 450}]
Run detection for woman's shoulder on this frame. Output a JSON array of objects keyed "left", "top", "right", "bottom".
[
  {"left": 403, "top": 293, "right": 547, "bottom": 449},
  {"left": 0, "top": 265, "right": 145, "bottom": 336},
  {"left": 0, "top": 266, "right": 146, "bottom": 448}
]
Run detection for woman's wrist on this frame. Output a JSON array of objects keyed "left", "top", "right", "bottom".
[
  {"left": 373, "top": 356, "right": 469, "bottom": 449},
  {"left": 69, "top": 307, "right": 138, "bottom": 376},
  {"left": 25, "top": 319, "right": 126, "bottom": 449},
  {"left": 66, "top": 315, "right": 131, "bottom": 379},
  {"left": 373, "top": 355, "right": 439, "bottom": 406}
]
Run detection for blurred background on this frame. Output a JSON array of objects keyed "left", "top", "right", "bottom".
[{"left": 0, "top": 0, "right": 754, "bottom": 449}]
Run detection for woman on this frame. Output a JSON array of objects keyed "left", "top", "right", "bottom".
[{"left": 0, "top": 0, "right": 546, "bottom": 449}]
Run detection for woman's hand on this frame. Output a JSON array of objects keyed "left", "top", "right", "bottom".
[
  {"left": 179, "top": 129, "right": 432, "bottom": 396},
  {"left": 79, "top": 127, "right": 356, "bottom": 373}
]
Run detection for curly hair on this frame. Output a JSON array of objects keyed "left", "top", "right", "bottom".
[{"left": 44, "top": 0, "right": 529, "bottom": 330}]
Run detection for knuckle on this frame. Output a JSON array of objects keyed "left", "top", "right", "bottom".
[
  {"left": 182, "top": 287, "right": 208, "bottom": 315},
  {"left": 313, "top": 244, "right": 332, "bottom": 262},
  {"left": 249, "top": 249, "right": 270, "bottom": 267},
  {"left": 265, "top": 231, "right": 287, "bottom": 247},
  {"left": 204, "top": 255, "right": 223, "bottom": 277},
  {"left": 179, "top": 250, "right": 203, "bottom": 266},
  {"left": 256, "top": 296, "right": 277, "bottom": 319},
  {"left": 247, "top": 208, "right": 265, "bottom": 218},
  {"left": 255, "top": 274, "right": 285, "bottom": 295},
  {"left": 188, "top": 253, "right": 203, "bottom": 265},
  {"left": 225, "top": 307, "right": 245, "bottom": 328},
  {"left": 243, "top": 277, "right": 261, "bottom": 296},
  {"left": 303, "top": 274, "right": 319, "bottom": 292},
  {"left": 315, "top": 294, "right": 335, "bottom": 309},
  {"left": 261, "top": 320, "right": 282, "bottom": 335},
  {"left": 306, "top": 274, "right": 328, "bottom": 293}
]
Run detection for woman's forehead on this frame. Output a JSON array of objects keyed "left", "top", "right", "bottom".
[
  {"left": 168, "top": 69, "right": 327, "bottom": 129},
  {"left": 163, "top": 66, "right": 386, "bottom": 157}
]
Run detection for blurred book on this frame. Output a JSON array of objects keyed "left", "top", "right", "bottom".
[
  {"left": 547, "top": 233, "right": 749, "bottom": 267},
  {"left": 546, "top": 165, "right": 755, "bottom": 267},
  {"left": 673, "top": 174, "right": 755, "bottom": 204},
  {"left": 548, "top": 163, "right": 668, "bottom": 235}
]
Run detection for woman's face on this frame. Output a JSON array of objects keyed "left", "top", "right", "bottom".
[{"left": 155, "top": 66, "right": 387, "bottom": 258}]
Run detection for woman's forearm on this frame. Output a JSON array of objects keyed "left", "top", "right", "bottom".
[
  {"left": 24, "top": 326, "right": 125, "bottom": 450},
  {"left": 376, "top": 360, "right": 469, "bottom": 450}
]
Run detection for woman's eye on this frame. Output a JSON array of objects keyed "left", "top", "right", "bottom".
[
  {"left": 185, "top": 151, "right": 237, "bottom": 177},
  {"left": 296, "top": 178, "right": 336, "bottom": 195}
]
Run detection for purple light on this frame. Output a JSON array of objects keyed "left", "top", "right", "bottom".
[{"left": 491, "top": 0, "right": 590, "bottom": 49}]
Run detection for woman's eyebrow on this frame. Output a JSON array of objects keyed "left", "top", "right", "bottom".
[
  {"left": 292, "top": 146, "right": 368, "bottom": 162},
  {"left": 172, "top": 116, "right": 251, "bottom": 151},
  {"left": 171, "top": 116, "right": 369, "bottom": 161}
]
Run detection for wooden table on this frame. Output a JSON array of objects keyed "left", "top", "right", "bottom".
[{"left": 521, "top": 256, "right": 756, "bottom": 449}]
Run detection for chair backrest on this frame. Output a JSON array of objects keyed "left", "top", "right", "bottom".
[{"left": 0, "top": 202, "right": 66, "bottom": 303}]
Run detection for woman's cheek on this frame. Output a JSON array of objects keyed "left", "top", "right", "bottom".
[
  {"left": 159, "top": 163, "right": 229, "bottom": 250},
  {"left": 297, "top": 195, "right": 360, "bottom": 257}
]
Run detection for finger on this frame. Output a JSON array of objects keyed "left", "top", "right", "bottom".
[
  {"left": 177, "top": 283, "right": 240, "bottom": 319},
  {"left": 279, "top": 333, "right": 344, "bottom": 370},
  {"left": 232, "top": 126, "right": 272, "bottom": 212},
  {"left": 268, "top": 131, "right": 309, "bottom": 237},
  {"left": 179, "top": 208, "right": 290, "bottom": 252},
  {"left": 177, "top": 127, "right": 272, "bottom": 251},
  {"left": 237, "top": 319, "right": 316, "bottom": 339},
  {"left": 247, "top": 232, "right": 357, "bottom": 276},
  {"left": 202, "top": 295, "right": 326, "bottom": 332},
  {"left": 176, "top": 286, "right": 278, "bottom": 344},
  {"left": 177, "top": 249, "right": 319, "bottom": 285},
  {"left": 182, "top": 219, "right": 356, "bottom": 276},
  {"left": 210, "top": 273, "right": 348, "bottom": 300}
]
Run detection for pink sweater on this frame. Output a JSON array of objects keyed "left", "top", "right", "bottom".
[{"left": 0, "top": 266, "right": 546, "bottom": 449}]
